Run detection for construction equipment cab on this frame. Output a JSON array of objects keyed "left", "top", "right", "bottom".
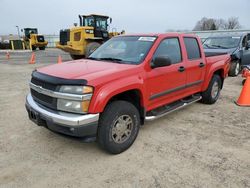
[
  {"left": 56, "top": 14, "right": 124, "bottom": 60},
  {"left": 23, "top": 28, "right": 48, "bottom": 51}
]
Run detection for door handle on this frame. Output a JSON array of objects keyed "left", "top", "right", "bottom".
[
  {"left": 178, "top": 66, "right": 185, "bottom": 72},
  {"left": 199, "top": 62, "right": 205, "bottom": 68}
]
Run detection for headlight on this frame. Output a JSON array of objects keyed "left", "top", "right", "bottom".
[
  {"left": 85, "top": 29, "right": 94, "bottom": 34},
  {"left": 57, "top": 86, "right": 93, "bottom": 114},
  {"left": 59, "top": 85, "right": 93, "bottom": 94}
]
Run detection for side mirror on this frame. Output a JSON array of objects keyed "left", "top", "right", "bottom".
[
  {"left": 109, "top": 18, "right": 112, "bottom": 24},
  {"left": 246, "top": 41, "right": 250, "bottom": 50},
  {"left": 21, "top": 29, "right": 23, "bottom": 32},
  {"left": 151, "top": 56, "right": 172, "bottom": 69}
]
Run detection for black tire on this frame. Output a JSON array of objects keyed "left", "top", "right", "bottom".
[
  {"left": 228, "top": 60, "right": 240, "bottom": 77},
  {"left": 39, "top": 46, "right": 45, "bottom": 50},
  {"left": 201, "top": 74, "right": 222, "bottom": 104},
  {"left": 97, "top": 100, "right": 140, "bottom": 154},
  {"left": 242, "top": 79, "right": 246, "bottom": 86},
  {"left": 70, "top": 54, "right": 84, "bottom": 60},
  {"left": 85, "top": 42, "right": 100, "bottom": 57},
  {"left": 31, "top": 45, "right": 36, "bottom": 51}
]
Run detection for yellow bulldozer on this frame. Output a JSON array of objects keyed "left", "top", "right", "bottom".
[
  {"left": 22, "top": 28, "right": 48, "bottom": 50},
  {"left": 56, "top": 14, "right": 124, "bottom": 59}
]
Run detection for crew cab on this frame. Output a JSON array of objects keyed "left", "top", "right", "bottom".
[
  {"left": 203, "top": 32, "right": 250, "bottom": 77},
  {"left": 25, "top": 33, "right": 231, "bottom": 154}
]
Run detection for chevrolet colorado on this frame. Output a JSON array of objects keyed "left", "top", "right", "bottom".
[{"left": 26, "top": 33, "right": 231, "bottom": 154}]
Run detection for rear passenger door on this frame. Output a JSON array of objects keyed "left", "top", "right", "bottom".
[{"left": 183, "top": 37, "right": 206, "bottom": 92}]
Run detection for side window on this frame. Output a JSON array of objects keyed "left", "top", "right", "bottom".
[
  {"left": 184, "top": 37, "right": 201, "bottom": 60},
  {"left": 242, "top": 36, "right": 247, "bottom": 47},
  {"left": 153, "top": 38, "right": 182, "bottom": 64}
]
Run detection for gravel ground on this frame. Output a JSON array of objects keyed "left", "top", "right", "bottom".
[{"left": 0, "top": 49, "right": 249, "bottom": 188}]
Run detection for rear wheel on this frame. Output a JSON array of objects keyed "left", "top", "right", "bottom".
[
  {"left": 228, "top": 60, "right": 240, "bottom": 77},
  {"left": 85, "top": 42, "right": 100, "bottom": 57},
  {"left": 70, "top": 54, "right": 84, "bottom": 60},
  {"left": 39, "top": 46, "right": 45, "bottom": 50},
  {"left": 97, "top": 100, "right": 140, "bottom": 154},
  {"left": 201, "top": 74, "right": 222, "bottom": 104}
]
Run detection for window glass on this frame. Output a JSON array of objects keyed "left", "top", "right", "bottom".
[
  {"left": 184, "top": 37, "right": 201, "bottom": 60},
  {"left": 242, "top": 36, "right": 247, "bottom": 47},
  {"left": 84, "top": 17, "right": 95, "bottom": 27},
  {"left": 90, "top": 36, "right": 156, "bottom": 64},
  {"left": 96, "top": 18, "right": 107, "bottom": 30},
  {"left": 153, "top": 38, "right": 182, "bottom": 64}
]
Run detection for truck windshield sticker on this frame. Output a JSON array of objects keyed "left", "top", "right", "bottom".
[{"left": 138, "top": 37, "right": 156, "bottom": 42}]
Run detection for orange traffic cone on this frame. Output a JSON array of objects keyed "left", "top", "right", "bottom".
[
  {"left": 6, "top": 51, "right": 10, "bottom": 59},
  {"left": 57, "top": 55, "right": 62, "bottom": 64},
  {"left": 29, "top": 52, "right": 35, "bottom": 64},
  {"left": 236, "top": 76, "right": 250, "bottom": 106}
]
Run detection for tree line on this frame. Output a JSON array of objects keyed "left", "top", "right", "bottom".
[{"left": 193, "top": 17, "right": 241, "bottom": 31}]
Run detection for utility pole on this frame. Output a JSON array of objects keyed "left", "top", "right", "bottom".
[{"left": 16, "top": 26, "right": 20, "bottom": 39}]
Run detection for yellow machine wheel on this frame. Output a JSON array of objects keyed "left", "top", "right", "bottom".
[
  {"left": 39, "top": 47, "right": 45, "bottom": 50},
  {"left": 70, "top": 54, "right": 84, "bottom": 60}
]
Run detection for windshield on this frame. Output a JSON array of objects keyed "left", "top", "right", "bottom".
[
  {"left": 203, "top": 36, "right": 241, "bottom": 49},
  {"left": 89, "top": 36, "right": 156, "bottom": 65},
  {"left": 84, "top": 16, "right": 108, "bottom": 30},
  {"left": 84, "top": 16, "right": 95, "bottom": 27}
]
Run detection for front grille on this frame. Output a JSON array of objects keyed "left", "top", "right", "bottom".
[
  {"left": 31, "top": 77, "right": 58, "bottom": 110},
  {"left": 37, "top": 35, "right": 45, "bottom": 42},
  {"left": 59, "top": 29, "right": 70, "bottom": 45},
  {"left": 31, "top": 77, "right": 57, "bottom": 90}
]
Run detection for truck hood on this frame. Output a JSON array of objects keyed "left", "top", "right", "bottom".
[{"left": 37, "top": 59, "right": 140, "bottom": 85}]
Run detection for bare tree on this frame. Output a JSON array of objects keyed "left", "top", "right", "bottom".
[
  {"left": 226, "top": 17, "right": 241, "bottom": 29},
  {"left": 193, "top": 17, "right": 218, "bottom": 31},
  {"left": 193, "top": 17, "right": 241, "bottom": 31}
]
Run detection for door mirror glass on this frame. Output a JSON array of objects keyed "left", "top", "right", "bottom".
[{"left": 151, "top": 56, "right": 172, "bottom": 69}]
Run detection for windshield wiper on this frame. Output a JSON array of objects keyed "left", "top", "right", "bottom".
[
  {"left": 99, "top": 57, "right": 124, "bottom": 62},
  {"left": 210, "top": 45, "right": 229, "bottom": 49},
  {"left": 86, "top": 57, "right": 100, "bottom": 60}
]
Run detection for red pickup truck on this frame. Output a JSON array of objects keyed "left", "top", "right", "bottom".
[{"left": 26, "top": 33, "right": 230, "bottom": 154}]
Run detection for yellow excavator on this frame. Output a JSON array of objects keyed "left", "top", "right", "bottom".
[
  {"left": 22, "top": 28, "right": 48, "bottom": 50},
  {"left": 56, "top": 14, "right": 124, "bottom": 59}
]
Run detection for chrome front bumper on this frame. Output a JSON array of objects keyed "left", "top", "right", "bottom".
[{"left": 25, "top": 93, "right": 99, "bottom": 139}]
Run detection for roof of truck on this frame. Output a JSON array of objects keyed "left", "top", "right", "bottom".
[{"left": 81, "top": 14, "right": 109, "bottom": 18}]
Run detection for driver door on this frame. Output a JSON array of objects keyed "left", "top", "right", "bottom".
[{"left": 145, "top": 37, "right": 187, "bottom": 110}]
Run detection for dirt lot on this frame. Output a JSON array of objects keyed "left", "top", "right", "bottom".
[{"left": 0, "top": 49, "right": 249, "bottom": 188}]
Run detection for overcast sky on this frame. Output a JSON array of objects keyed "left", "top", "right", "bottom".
[{"left": 0, "top": 0, "right": 249, "bottom": 35}]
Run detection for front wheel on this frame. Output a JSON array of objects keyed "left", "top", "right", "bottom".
[
  {"left": 97, "top": 100, "right": 140, "bottom": 154},
  {"left": 201, "top": 74, "right": 222, "bottom": 104},
  {"left": 228, "top": 60, "right": 240, "bottom": 77},
  {"left": 39, "top": 46, "right": 45, "bottom": 50},
  {"left": 31, "top": 45, "right": 36, "bottom": 51}
]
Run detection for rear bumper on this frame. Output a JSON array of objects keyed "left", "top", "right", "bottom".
[{"left": 25, "top": 93, "right": 99, "bottom": 137}]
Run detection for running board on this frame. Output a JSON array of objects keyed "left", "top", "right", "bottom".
[{"left": 145, "top": 95, "right": 202, "bottom": 121}]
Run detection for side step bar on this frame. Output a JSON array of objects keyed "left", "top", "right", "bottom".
[{"left": 145, "top": 95, "right": 202, "bottom": 121}]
